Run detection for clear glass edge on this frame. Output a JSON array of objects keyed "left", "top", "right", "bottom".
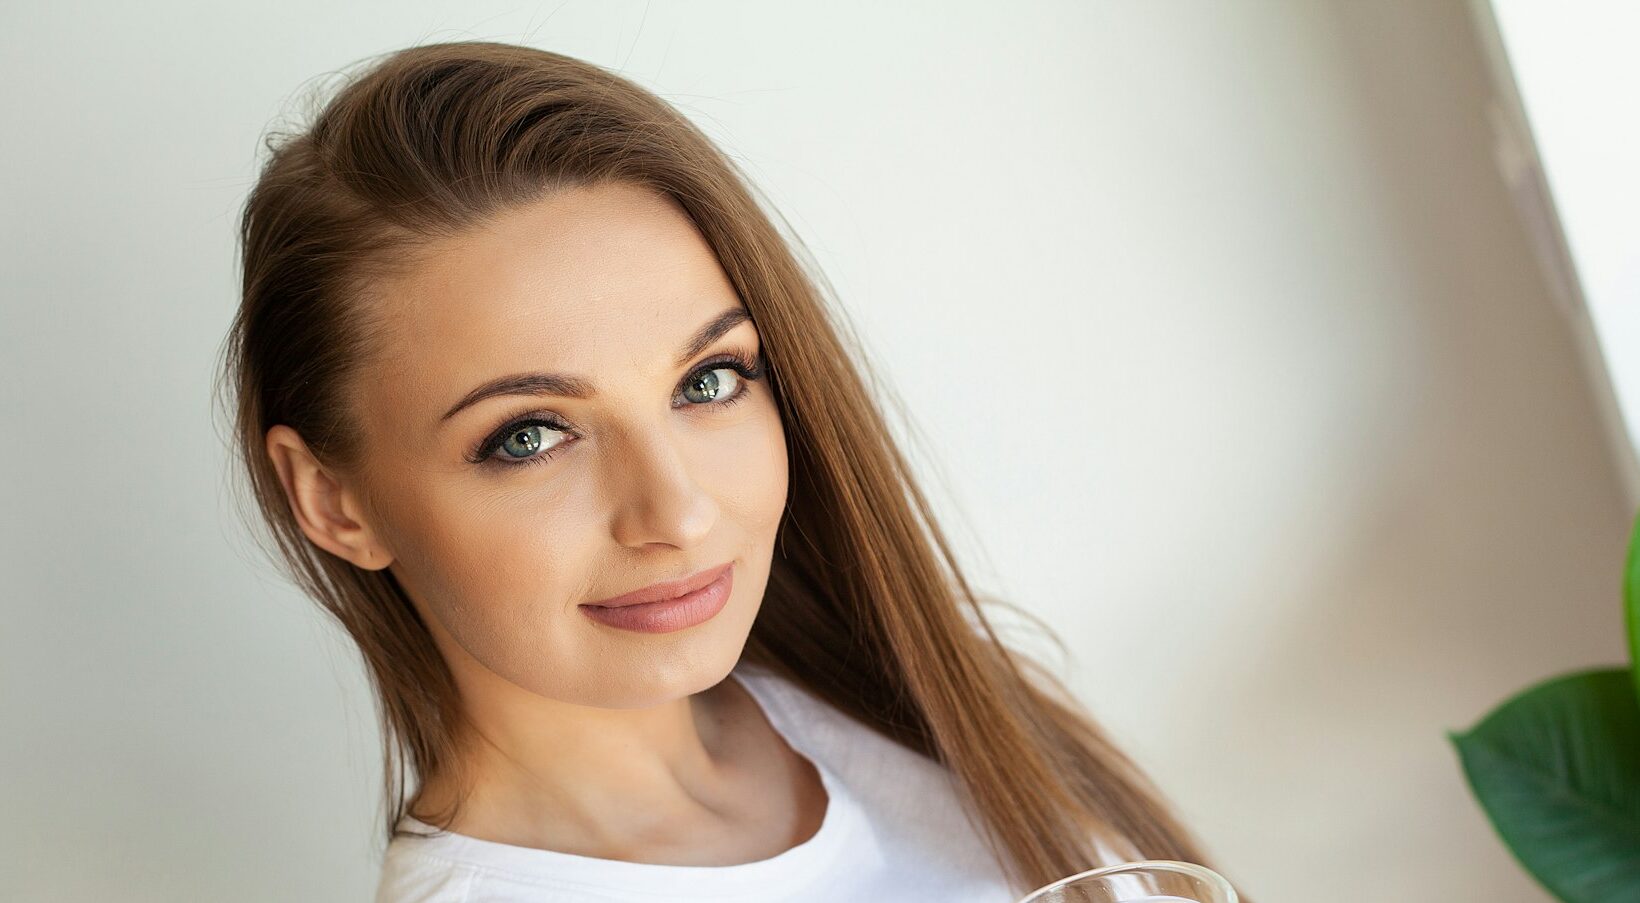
[{"left": 1014, "top": 859, "right": 1239, "bottom": 903}]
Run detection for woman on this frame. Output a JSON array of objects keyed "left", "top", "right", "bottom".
[{"left": 219, "top": 40, "right": 1235, "bottom": 901}]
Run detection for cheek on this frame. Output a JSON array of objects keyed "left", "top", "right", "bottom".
[
  {"left": 370, "top": 470, "right": 605, "bottom": 682},
  {"left": 712, "top": 395, "right": 789, "bottom": 534}
]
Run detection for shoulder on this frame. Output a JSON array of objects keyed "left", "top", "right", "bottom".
[
  {"left": 374, "top": 841, "right": 625, "bottom": 903},
  {"left": 731, "top": 664, "right": 881, "bottom": 763},
  {"left": 732, "top": 663, "right": 1018, "bottom": 891},
  {"left": 373, "top": 841, "right": 478, "bottom": 903},
  {"left": 733, "top": 661, "right": 932, "bottom": 766},
  {"left": 731, "top": 662, "right": 967, "bottom": 826}
]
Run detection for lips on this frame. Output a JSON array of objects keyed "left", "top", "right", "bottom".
[{"left": 582, "top": 561, "right": 735, "bottom": 609}]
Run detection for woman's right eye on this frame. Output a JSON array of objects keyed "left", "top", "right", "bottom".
[{"left": 475, "top": 418, "right": 574, "bottom": 468}]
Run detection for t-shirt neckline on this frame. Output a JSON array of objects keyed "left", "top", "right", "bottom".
[{"left": 391, "top": 663, "right": 862, "bottom": 898}]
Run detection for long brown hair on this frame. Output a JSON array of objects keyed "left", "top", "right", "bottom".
[{"left": 216, "top": 40, "right": 1237, "bottom": 897}]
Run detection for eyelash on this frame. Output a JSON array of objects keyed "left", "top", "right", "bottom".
[{"left": 466, "top": 349, "right": 768, "bottom": 471}]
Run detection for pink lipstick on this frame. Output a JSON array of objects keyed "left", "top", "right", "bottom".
[{"left": 579, "top": 562, "right": 733, "bottom": 633}]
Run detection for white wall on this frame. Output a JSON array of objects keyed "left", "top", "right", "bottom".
[
  {"left": 1, "top": 2, "right": 1630, "bottom": 901},
  {"left": 1479, "top": 0, "right": 1640, "bottom": 501}
]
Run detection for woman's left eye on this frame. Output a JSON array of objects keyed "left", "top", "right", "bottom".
[
  {"left": 673, "top": 351, "right": 764, "bottom": 410},
  {"left": 680, "top": 365, "right": 742, "bottom": 405}
]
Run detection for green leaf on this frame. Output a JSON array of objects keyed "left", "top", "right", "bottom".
[
  {"left": 1626, "top": 505, "right": 1640, "bottom": 702},
  {"left": 1449, "top": 668, "right": 1640, "bottom": 903}
]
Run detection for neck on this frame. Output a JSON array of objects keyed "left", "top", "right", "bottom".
[{"left": 409, "top": 631, "right": 742, "bottom": 851}]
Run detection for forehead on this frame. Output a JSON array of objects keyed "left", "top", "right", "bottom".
[{"left": 364, "top": 181, "right": 740, "bottom": 418}]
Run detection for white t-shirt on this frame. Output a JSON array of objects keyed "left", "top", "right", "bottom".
[{"left": 372, "top": 659, "right": 1026, "bottom": 902}]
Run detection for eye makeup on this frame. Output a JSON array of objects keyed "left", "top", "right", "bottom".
[{"left": 463, "top": 347, "right": 768, "bottom": 471}]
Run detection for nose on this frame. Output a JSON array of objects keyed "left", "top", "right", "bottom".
[{"left": 604, "top": 423, "right": 719, "bottom": 550}]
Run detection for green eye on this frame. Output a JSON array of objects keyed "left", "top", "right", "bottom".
[
  {"left": 498, "top": 424, "right": 567, "bottom": 461},
  {"left": 681, "top": 366, "right": 742, "bottom": 405},
  {"left": 471, "top": 348, "right": 768, "bottom": 472}
]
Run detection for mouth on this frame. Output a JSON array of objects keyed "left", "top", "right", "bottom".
[
  {"left": 581, "top": 561, "right": 735, "bottom": 609},
  {"left": 578, "top": 562, "right": 735, "bottom": 634}
]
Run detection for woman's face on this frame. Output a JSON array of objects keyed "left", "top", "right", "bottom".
[{"left": 339, "top": 180, "right": 788, "bottom": 709}]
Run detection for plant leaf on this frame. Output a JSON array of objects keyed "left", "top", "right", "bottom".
[{"left": 1450, "top": 668, "right": 1640, "bottom": 902}]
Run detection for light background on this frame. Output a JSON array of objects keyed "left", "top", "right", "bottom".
[
  {"left": 1482, "top": 0, "right": 1640, "bottom": 500},
  {"left": 1, "top": 2, "right": 1632, "bottom": 901}
]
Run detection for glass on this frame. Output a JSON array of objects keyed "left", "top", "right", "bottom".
[{"left": 1015, "top": 860, "right": 1239, "bottom": 902}]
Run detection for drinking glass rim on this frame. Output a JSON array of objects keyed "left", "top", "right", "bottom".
[{"left": 1015, "top": 859, "right": 1238, "bottom": 903}]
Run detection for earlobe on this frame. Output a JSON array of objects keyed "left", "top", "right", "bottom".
[
  {"left": 357, "top": 545, "right": 395, "bottom": 571},
  {"left": 264, "top": 424, "right": 392, "bottom": 570}
]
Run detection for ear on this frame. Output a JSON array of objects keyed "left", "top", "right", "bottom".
[{"left": 264, "top": 424, "right": 396, "bottom": 570}]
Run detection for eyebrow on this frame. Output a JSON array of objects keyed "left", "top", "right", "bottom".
[{"left": 438, "top": 306, "right": 754, "bottom": 424}]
